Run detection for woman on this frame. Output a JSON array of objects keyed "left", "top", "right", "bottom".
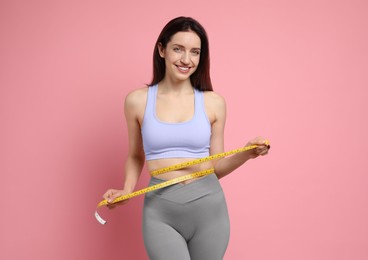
[{"left": 103, "top": 16, "right": 269, "bottom": 260}]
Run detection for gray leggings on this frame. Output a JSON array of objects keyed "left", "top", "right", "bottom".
[{"left": 142, "top": 174, "right": 230, "bottom": 260}]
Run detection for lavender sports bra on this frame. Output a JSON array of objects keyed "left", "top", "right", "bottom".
[{"left": 141, "top": 84, "right": 211, "bottom": 161}]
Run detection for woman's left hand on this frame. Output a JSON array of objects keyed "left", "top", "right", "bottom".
[{"left": 246, "top": 136, "right": 270, "bottom": 159}]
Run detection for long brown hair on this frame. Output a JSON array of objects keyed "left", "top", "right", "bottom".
[{"left": 149, "top": 17, "right": 213, "bottom": 91}]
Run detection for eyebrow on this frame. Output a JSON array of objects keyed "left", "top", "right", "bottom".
[{"left": 172, "top": 43, "right": 201, "bottom": 51}]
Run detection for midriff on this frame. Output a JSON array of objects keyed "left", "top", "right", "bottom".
[{"left": 147, "top": 158, "right": 214, "bottom": 184}]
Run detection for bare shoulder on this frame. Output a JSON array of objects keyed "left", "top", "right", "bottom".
[
  {"left": 203, "top": 91, "right": 226, "bottom": 123},
  {"left": 203, "top": 91, "right": 226, "bottom": 109},
  {"left": 124, "top": 87, "right": 149, "bottom": 123},
  {"left": 125, "top": 87, "right": 148, "bottom": 109}
]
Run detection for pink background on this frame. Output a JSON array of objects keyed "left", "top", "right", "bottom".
[{"left": 1, "top": 0, "right": 367, "bottom": 259}]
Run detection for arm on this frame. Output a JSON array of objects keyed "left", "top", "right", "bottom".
[
  {"left": 122, "top": 90, "right": 146, "bottom": 193},
  {"left": 214, "top": 138, "right": 269, "bottom": 179},
  {"left": 103, "top": 89, "right": 146, "bottom": 204},
  {"left": 206, "top": 92, "right": 269, "bottom": 179}
]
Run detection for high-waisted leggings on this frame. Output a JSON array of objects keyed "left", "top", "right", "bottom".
[{"left": 142, "top": 174, "right": 230, "bottom": 260}]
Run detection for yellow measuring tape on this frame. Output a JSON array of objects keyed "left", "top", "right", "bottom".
[{"left": 95, "top": 141, "right": 270, "bottom": 224}]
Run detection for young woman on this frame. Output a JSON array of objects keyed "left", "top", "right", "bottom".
[{"left": 103, "top": 16, "right": 269, "bottom": 260}]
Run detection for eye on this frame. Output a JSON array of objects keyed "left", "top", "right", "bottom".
[
  {"left": 173, "top": 47, "right": 182, "bottom": 53},
  {"left": 191, "top": 50, "right": 200, "bottom": 56}
]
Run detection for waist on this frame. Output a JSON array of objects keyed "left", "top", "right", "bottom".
[
  {"left": 147, "top": 158, "right": 214, "bottom": 181},
  {"left": 148, "top": 173, "right": 221, "bottom": 196}
]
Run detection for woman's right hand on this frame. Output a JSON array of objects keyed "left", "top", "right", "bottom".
[{"left": 103, "top": 189, "right": 130, "bottom": 209}]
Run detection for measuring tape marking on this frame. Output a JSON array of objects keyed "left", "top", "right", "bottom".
[
  {"left": 97, "top": 168, "right": 215, "bottom": 207},
  {"left": 151, "top": 141, "right": 269, "bottom": 176},
  {"left": 95, "top": 141, "right": 269, "bottom": 224},
  {"left": 95, "top": 169, "right": 215, "bottom": 225}
]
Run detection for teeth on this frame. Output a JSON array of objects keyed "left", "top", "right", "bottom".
[{"left": 178, "top": 66, "right": 189, "bottom": 71}]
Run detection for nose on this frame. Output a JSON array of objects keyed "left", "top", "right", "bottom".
[{"left": 180, "top": 52, "right": 190, "bottom": 64}]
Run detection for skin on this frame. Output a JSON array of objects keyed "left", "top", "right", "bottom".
[{"left": 103, "top": 31, "right": 269, "bottom": 207}]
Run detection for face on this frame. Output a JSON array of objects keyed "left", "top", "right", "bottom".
[{"left": 159, "top": 31, "right": 201, "bottom": 83}]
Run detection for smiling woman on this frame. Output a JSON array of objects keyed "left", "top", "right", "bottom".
[
  {"left": 102, "top": 16, "right": 269, "bottom": 260},
  {"left": 158, "top": 31, "right": 201, "bottom": 83},
  {"left": 150, "top": 17, "right": 212, "bottom": 92}
]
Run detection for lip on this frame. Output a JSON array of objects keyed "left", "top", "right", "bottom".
[{"left": 176, "top": 65, "right": 191, "bottom": 73}]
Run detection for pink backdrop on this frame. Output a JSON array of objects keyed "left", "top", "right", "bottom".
[{"left": 1, "top": 0, "right": 367, "bottom": 259}]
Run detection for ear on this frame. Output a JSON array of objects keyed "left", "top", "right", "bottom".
[{"left": 158, "top": 43, "right": 165, "bottom": 58}]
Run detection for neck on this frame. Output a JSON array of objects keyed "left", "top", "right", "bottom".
[{"left": 158, "top": 78, "right": 193, "bottom": 95}]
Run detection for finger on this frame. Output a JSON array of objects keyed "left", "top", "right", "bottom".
[
  {"left": 259, "top": 147, "right": 269, "bottom": 155},
  {"left": 106, "top": 197, "right": 119, "bottom": 207},
  {"left": 109, "top": 192, "right": 127, "bottom": 204},
  {"left": 107, "top": 198, "right": 129, "bottom": 209},
  {"left": 258, "top": 140, "right": 270, "bottom": 149},
  {"left": 105, "top": 192, "right": 118, "bottom": 204},
  {"left": 108, "top": 194, "right": 120, "bottom": 204},
  {"left": 263, "top": 140, "right": 271, "bottom": 149},
  {"left": 103, "top": 191, "right": 110, "bottom": 199},
  {"left": 255, "top": 147, "right": 263, "bottom": 154},
  {"left": 251, "top": 137, "right": 268, "bottom": 146},
  {"left": 103, "top": 193, "right": 111, "bottom": 202},
  {"left": 259, "top": 145, "right": 269, "bottom": 151},
  {"left": 259, "top": 149, "right": 268, "bottom": 156},
  {"left": 256, "top": 146, "right": 268, "bottom": 155}
]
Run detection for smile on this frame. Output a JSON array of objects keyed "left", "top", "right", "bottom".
[{"left": 176, "top": 65, "right": 191, "bottom": 73}]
